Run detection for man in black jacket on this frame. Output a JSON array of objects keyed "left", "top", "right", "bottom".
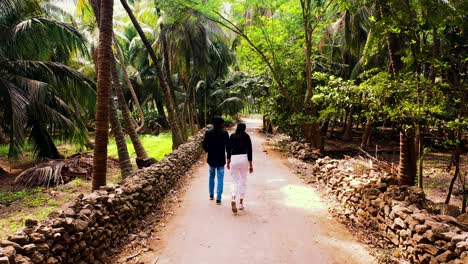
[{"left": 202, "top": 117, "right": 229, "bottom": 204}]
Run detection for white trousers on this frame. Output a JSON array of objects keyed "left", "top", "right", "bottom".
[{"left": 230, "top": 154, "right": 249, "bottom": 198}]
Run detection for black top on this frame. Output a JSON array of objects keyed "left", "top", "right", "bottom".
[
  {"left": 227, "top": 133, "right": 253, "bottom": 161},
  {"left": 202, "top": 127, "right": 229, "bottom": 167}
]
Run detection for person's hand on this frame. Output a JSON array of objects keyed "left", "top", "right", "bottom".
[{"left": 249, "top": 166, "right": 253, "bottom": 174}]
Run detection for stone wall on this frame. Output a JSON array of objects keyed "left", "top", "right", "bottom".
[
  {"left": 273, "top": 136, "right": 468, "bottom": 264},
  {"left": 0, "top": 130, "right": 207, "bottom": 264}
]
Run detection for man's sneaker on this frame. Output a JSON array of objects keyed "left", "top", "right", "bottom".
[
  {"left": 210, "top": 194, "right": 214, "bottom": 200},
  {"left": 231, "top": 201, "right": 238, "bottom": 213},
  {"left": 216, "top": 200, "right": 221, "bottom": 205}
]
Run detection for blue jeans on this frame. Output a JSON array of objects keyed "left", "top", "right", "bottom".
[{"left": 209, "top": 166, "right": 224, "bottom": 201}]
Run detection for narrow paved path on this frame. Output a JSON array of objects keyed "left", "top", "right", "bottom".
[{"left": 150, "top": 119, "right": 374, "bottom": 264}]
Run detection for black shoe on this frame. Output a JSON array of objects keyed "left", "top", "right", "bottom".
[
  {"left": 210, "top": 195, "right": 214, "bottom": 200},
  {"left": 216, "top": 200, "right": 221, "bottom": 205}
]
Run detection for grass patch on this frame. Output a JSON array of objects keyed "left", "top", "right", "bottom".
[
  {"left": 0, "top": 206, "right": 57, "bottom": 238},
  {"left": 0, "top": 191, "right": 30, "bottom": 206},
  {"left": 107, "top": 133, "right": 173, "bottom": 161},
  {"left": 0, "top": 188, "right": 58, "bottom": 207},
  {"left": 70, "top": 178, "right": 85, "bottom": 188}
]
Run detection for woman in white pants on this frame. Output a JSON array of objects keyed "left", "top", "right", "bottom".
[{"left": 227, "top": 123, "right": 253, "bottom": 213}]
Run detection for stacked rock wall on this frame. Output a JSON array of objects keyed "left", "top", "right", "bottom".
[
  {"left": 0, "top": 130, "right": 206, "bottom": 264},
  {"left": 304, "top": 156, "right": 467, "bottom": 263}
]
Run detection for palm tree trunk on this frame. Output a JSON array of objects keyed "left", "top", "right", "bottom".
[
  {"left": 120, "top": 2, "right": 184, "bottom": 148},
  {"left": 114, "top": 39, "right": 145, "bottom": 133},
  {"left": 398, "top": 131, "right": 417, "bottom": 186},
  {"left": 111, "top": 58, "right": 155, "bottom": 168},
  {"left": 109, "top": 92, "right": 133, "bottom": 178},
  {"left": 379, "top": 4, "right": 402, "bottom": 79},
  {"left": 155, "top": 97, "right": 169, "bottom": 128},
  {"left": 92, "top": 0, "right": 114, "bottom": 191},
  {"left": 91, "top": 0, "right": 152, "bottom": 170}
]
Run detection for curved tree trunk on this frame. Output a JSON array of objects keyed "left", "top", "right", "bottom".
[
  {"left": 360, "top": 118, "right": 373, "bottom": 149},
  {"left": 109, "top": 92, "right": 133, "bottom": 178},
  {"left": 111, "top": 58, "right": 155, "bottom": 168},
  {"left": 92, "top": 0, "right": 113, "bottom": 191},
  {"left": 398, "top": 131, "right": 417, "bottom": 186},
  {"left": 120, "top": 3, "right": 184, "bottom": 148},
  {"left": 114, "top": 39, "right": 145, "bottom": 133}
]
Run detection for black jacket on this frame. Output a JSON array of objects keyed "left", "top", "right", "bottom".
[
  {"left": 227, "top": 133, "right": 252, "bottom": 161},
  {"left": 202, "top": 128, "right": 229, "bottom": 167}
]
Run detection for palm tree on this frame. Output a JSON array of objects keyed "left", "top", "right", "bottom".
[
  {"left": 120, "top": 0, "right": 185, "bottom": 149},
  {"left": 89, "top": 0, "right": 154, "bottom": 169},
  {"left": 92, "top": 0, "right": 114, "bottom": 190},
  {"left": 0, "top": 0, "right": 94, "bottom": 159}
]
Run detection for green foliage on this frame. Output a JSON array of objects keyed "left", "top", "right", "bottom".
[{"left": 0, "top": 0, "right": 95, "bottom": 159}]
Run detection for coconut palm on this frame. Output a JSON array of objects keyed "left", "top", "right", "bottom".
[
  {"left": 92, "top": 0, "right": 114, "bottom": 190},
  {"left": 0, "top": 0, "right": 95, "bottom": 159},
  {"left": 120, "top": 0, "right": 185, "bottom": 149}
]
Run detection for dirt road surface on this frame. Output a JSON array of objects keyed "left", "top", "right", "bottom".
[{"left": 144, "top": 119, "right": 375, "bottom": 264}]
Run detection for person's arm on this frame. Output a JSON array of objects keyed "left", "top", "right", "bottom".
[
  {"left": 226, "top": 133, "right": 232, "bottom": 169},
  {"left": 247, "top": 135, "right": 253, "bottom": 173}
]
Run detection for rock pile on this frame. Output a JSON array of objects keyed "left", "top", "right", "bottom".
[
  {"left": 0, "top": 129, "right": 206, "bottom": 264},
  {"left": 273, "top": 135, "right": 321, "bottom": 161},
  {"left": 302, "top": 156, "right": 467, "bottom": 263}
]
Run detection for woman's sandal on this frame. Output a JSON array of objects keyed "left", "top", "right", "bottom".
[
  {"left": 239, "top": 204, "right": 244, "bottom": 210},
  {"left": 231, "top": 201, "right": 238, "bottom": 213}
]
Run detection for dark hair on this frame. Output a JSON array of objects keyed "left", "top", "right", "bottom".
[
  {"left": 212, "top": 116, "right": 225, "bottom": 129},
  {"left": 234, "top": 122, "right": 246, "bottom": 136},
  {"left": 232, "top": 123, "right": 247, "bottom": 148}
]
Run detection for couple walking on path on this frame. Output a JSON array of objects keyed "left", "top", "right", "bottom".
[{"left": 202, "top": 117, "right": 253, "bottom": 213}]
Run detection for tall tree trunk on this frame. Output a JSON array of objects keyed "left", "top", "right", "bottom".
[
  {"left": 320, "top": 117, "right": 330, "bottom": 135},
  {"left": 327, "top": 116, "right": 337, "bottom": 138},
  {"left": 114, "top": 39, "right": 145, "bottom": 133},
  {"left": 301, "top": 0, "right": 322, "bottom": 150},
  {"left": 159, "top": 23, "right": 185, "bottom": 144},
  {"left": 342, "top": 108, "right": 354, "bottom": 141},
  {"left": 398, "top": 131, "right": 417, "bottom": 186},
  {"left": 379, "top": 5, "right": 402, "bottom": 78},
  {"left": 445, "top": 126, "right": 462, "bottom": 204},
  {"left": 361, "top": 118, "right": 373, "bottom": 149},
  {"left": 91, "top": 0, "right": 152, "bottom": 169},
  {"left": 120, "top": 4, "right": 184, "bottom": 148},
  {"left": 111, "top": 58, "right": 155, "bottom": 168},
  {"left": 155, "top": 97, "right": 169, "bottom": 128},
  {"left": 416, "top": 127, "right": 424, "bottom": 188},
  {"left": 109, "top": 92, "right": 133, "bottom": 178},
  {"left": 92, "top": 0, "right": 113, "bottom": 191}
]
